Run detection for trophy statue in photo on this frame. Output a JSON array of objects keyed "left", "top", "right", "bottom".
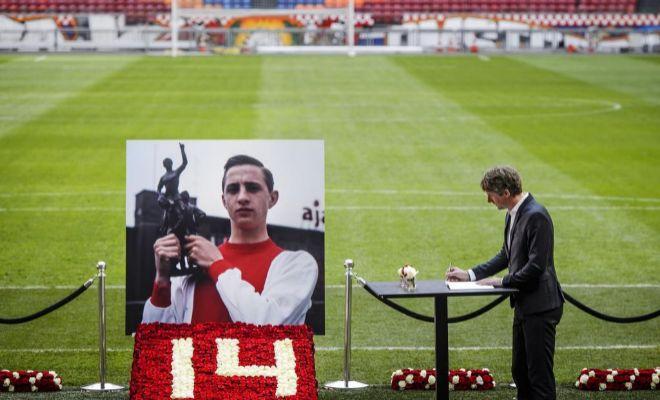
[{"left": 157, "top": 142, "right": 206, "bottom": 274}]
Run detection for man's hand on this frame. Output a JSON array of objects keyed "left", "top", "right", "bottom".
[
  {"left": 477, "top": 277, "right": 503, "bottom": 287},
  {"left": 153, "top": 234, "right": 181, "bottom": 283},
  {"left": 185, "top": 235, "right": 222, "bottom": 268},
  {"left": 445, "top": 266, "right": 469, "bottom": 282}
]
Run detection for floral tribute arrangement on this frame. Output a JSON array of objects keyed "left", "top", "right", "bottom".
[
  {"left": 575, "top": 368, "right": 659, "bottom": 391},
  {"left": 391, "top": 368, "right": 495, "bottom": 391},
  {"left": 0, "top": 370, "right": 62, "bottom": 392},
  {"left": 397, "top": 264, "right": 418, "bottom": 291},
  {"left": 130, "top": 322, "right": 317, "bottom": 400}
]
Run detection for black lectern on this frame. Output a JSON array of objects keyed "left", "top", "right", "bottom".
[{"left": 367, "top": 280, "right": 517, "bottom": 399}]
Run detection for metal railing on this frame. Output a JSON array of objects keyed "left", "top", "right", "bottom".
[{"left": 0, "top": 26, "right": 658, "bottom": 53}]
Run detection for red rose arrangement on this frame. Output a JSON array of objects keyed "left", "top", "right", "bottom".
[
  {"left": 130, "top": 322, "right": 317, "bottom": 400},
  {"left": 576, "top": 368, "right": 659, "bottom": 391},
  {"left": 0, "top": 370, "right": 62, "bottom": 392},
  {"left": 391, "top": 368, "right": 495, "bottom": 391}
]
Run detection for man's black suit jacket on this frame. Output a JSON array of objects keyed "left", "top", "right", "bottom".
[{"left": 472, "top": 194, "right": 564, "bottom": 315}]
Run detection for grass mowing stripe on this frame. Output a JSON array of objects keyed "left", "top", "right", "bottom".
[
  {"left": 0, "top": 56, "right": 140, "bottom": 139},
  {"left": 328, "top": 188, "right": 660, "bottom": 203}
]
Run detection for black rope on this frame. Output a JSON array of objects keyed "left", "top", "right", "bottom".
[
  {"left": 562, "top": 290, "right": 660, "bottom": 323},
  {"left": 361, "top": 281, "right": 434, "bottom": 323},
  {"left": 361, "top": 281, "right": 509, "bottom": 324},
  {"left": 359, "top": 280, "right": 660, "bottom": 325},
  {"left": 0, "top": 277, "right": 95, "bottom": 324},
  {"left": 448, "top": 295, "right": 508, "bottom": 323}
]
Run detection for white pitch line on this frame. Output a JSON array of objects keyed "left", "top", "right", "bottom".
[
  {"left": 0, "top": 285, "right": 125, "bottom": 290},
  {"left": 317, "top": 344, "right": 659, "bottom": 352},
  {"left": 0, "top": 344, "right": 656, "bottom": 353},
  {"left": 0, "top": 190, "right": 122, "bottom": 198},
  {"left": 325, "top": 284, "right": 660, "bottom": 289},
  {"left": 1, "top": 284, "right": 657, "bottom": 290},
  {"left": 327, "top": 205, "right": 660, "bottom": 211},
  {"left": 0, "top": 207, "right": 123, "bottom": 212},
  {"left": 327, "top": 189, "right": 660, "bottom": 204}
]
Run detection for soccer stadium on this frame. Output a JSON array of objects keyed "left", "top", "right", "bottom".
[{"left": 0, "top": 0, "right": 659, "bottom": 399}]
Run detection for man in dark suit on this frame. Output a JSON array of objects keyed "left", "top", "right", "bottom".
[{"left": 446, "top": 166, "right": 564, "bottom": 400}]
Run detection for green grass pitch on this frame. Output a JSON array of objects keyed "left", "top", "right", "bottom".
[{"left": 0, "top": 54, "right": 658, "bottom": 399}]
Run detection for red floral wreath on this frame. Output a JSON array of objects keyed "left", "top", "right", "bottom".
[
  {"left": 130, "top": 322, "right": 317, "bottom": 400},
  {"left": 0, "top": 370, "right": 62, "bottom": 392},
  {"left": 576, "top": 368, "right": 659, "bottom": 391},
  {"left": 391, "top": 368, "right": 495, "bottom": 391}
]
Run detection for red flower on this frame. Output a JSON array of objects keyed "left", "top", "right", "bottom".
[{"left": 130, "top": 322, "right": 317, "bottom": 400}]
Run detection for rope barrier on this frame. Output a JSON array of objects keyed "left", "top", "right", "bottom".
[
  {"left": 0, "top": 276, "right": 96, "bottom": 324},
  {"left": 358, "top": 277, "right": 660, "bottom": 324},
  {"left": 562, "top": 291, "right": 660, "bottom": 323}
]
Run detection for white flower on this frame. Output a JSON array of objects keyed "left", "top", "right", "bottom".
[
  {"left": 625, "top": 382, "right": 633, "bottom": 390},
  {"left": 611, "top": 370, "right": 618, "bottom": 376},
  {"left": 420, "top": 370, "right": 427, "bottom": 378},
  {"left": 575, "top": 380, "right": 580, "bottom": 388},
  {"left": 634, "top": 368, "right": 639, "bottom": 376},
  {"left": 26, "top": 370, "right": 33, "bottom": 373},
  {"left": 58, "top": 384, "right": 62, "bottom": 390},
  {"left": 493, "top": 381, "right": 497, "bottom": 387},
  {"left": 401, "top": 265, "right": 418, "bottom": 279},
  {"left": 393, "top": 369, "right": 403, "bottom": 377},
  {"left": 398, "top": 380, "right": 406, "bottom": 389},
  {"left": 3, "top": 378, "right": 9, "bottom": 387},
  {"left": 606, "top": 374, "right": 614, "bottom": 383},
  {"left": 651, "top": 382, "right": 656, "bottom": 390},
  {"left": 483, "top": 368, "right": 489, "bottom": 373},
  {"left": 448, "top": 383, "right": 454, "bottom": 391},
  {"left": 29, "top": 377, "right": 36, "bottom": 384},
  {"left": 652, "top": 373, "right": 659, "bottom": 384},
  {"left": 36, "top": 372, "right": 43, "bottom": 380},
  {"left": 580, "top": 374, "right": 589, "bottom": 384},
  {"left": 476, "top": 376, "right": 484, "bottom": 385},
  {"left": 452, "top": 375, "right": 459, "bottom": 385},
  {"left": 425, "top": 384, "right": 430, "bottom": 389},
  {"left": 405, "top": 374, "right": 414, "bottom": 384},
  {"left": 12, "top": 372, "right": 18, "bottom": 379},
  {"left": 31, "top": 385, "right": 37, "bottom": 392},
  {"left": 466, "top": 370, "right": 472, "bottom": 378},
  {"left": 54, "top": 377, "right": 61, "bottom": 385},
  {"left": 630, "top": 375, "right": 636, "bottom": 382},
  {"left": 459, "top": 368, "right": 466, "bottom": 372},
  {"left": 599, "top": 383, "right": 606, "bottom": 391},
  {"left": 471, "top": 384, "right": 477, "bottom": 389},
  {"left": 428, "top": 375, "right": 436, "bottom": 385},
  {"left": 49, "top": 371, "right": 57, "bottom": 377},
  {"left": 588, "top": 370, "right": 595, "bottom": 378}
]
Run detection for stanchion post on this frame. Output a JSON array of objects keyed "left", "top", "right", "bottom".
[
  {"left": 81, "top": 261, "right": 123, "bottom": 392},
  {"left": 324, "top": 259, "right": 368, "bottom": 390}
]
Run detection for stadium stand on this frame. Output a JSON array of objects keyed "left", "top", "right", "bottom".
[{"left": 0, "top": 0, "right": 642, "bottom": 17}]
